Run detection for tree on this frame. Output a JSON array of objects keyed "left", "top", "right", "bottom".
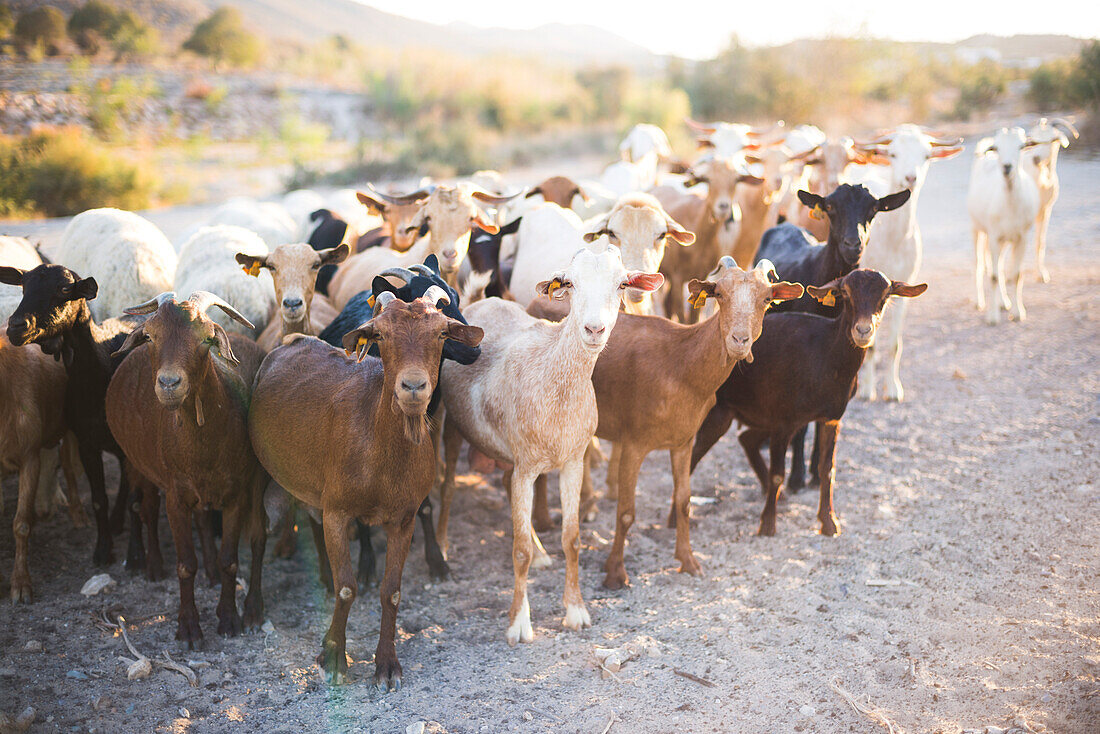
[
  {"left": 183, "top": 7, "right": 263, "bottom": 67},
  {"left": 14, "top": 5, "right": 65, "bottom": 55},
  {"left": 67, "top": 0, "right": 116, "bottom": 54},
  {"left": 109, "top": 9, "right": 159, "bottom": 60},
  {"left": 1069, "top": 40, "right": 1100, "bottom": 110},
  {"left": 0, "top": 4, "right": 14, "bottom": 39}
]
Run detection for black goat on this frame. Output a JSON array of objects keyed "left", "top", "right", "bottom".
[
  {"left": 690, "top": 269, "right": 926, "bottom": 536},
  {"left": 306, "top": 209, "right": 348, "bottom": 297},
  {"left": 466, "top": 217, "right": 522, "bottom": 299}
]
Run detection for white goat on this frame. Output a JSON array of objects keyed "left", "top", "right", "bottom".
[
  {"left": 507, "top": 203, "right": 588, "bottom": 309},
  {"left": 173, "top": 225, "right": 276, "bottom": 336},
  {"left": 1024, "top": 117, "right": 1078, "bottom": 282},
  {"left": 438, "top": 243, "right": 663, "bottom": 645},
  {"left": 56, "top": 208, "right": 177, "bottom": 321},
  {"left": 282, "top": 189, "right": 327, "bottom": 240},
  {"left": 203, "top": 199, "right": 299, "bottom": 250},
  {"left": 967, "top": 127, "right": 1042, "bottom": 325},
  {"left": 686, "top": 117, "right": 784, "bottom": 162},
  {"left": 850, "top": 124, "right": 963, "bottom": 400},
  {"left": 599, "top": 151, "right": 660, "bottom": 198},
  {"left": 0, "top": 237, "right": 42, "bottom": 324},
  {"left": 619, "top": 124, "right": 672, "bottom": 162}
]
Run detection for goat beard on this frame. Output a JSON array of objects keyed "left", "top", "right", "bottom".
[{"left": 391, "top": 395, "right": 433, "bottom": 445}]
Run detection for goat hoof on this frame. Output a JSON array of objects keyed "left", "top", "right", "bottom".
[
  {"left": 677, "top": 554, "right": 702, "bottom": 576},
  {"left": 356, "top": 572, "right": 377, "bottom": 593},
  {"left": 175, "top": 622, "right": 203, "bottom": 651},
  {"left": 10, "top": 577, "right": 32, "bottom": 604},
  {"left": 756, "top": 518, "right": 778, "bottom": 537},
  {"left": 109, "top": 510, "right": 127, "bottom": 536},
  {"left": 532, "top": 512, "right": 557, "bottom": 534},
  {"left": 273, "top": 537, "right": 297, "bottom": 560},
  {"left": 316, "top": 646, "right": 350, "bottom": 684},
  {"left": 819, "top": 515, "right": 841, "bottom": 537},
  {"left": 373, "top": 659, "right": 403, "bottom": 692},
  {"left": 217, "top": 610, "right": 243, "bottom": 637},
  {"left": 602, "top": 567, "right": 628, "bottom": 590},
  {"left": 426, "top": 558, "right": 450, "bottom": 582},
  {"left": 145, "top": 561, "right": 166, "bottom": 582},
  {"left": 562, "top": 604, "right": 591, "bottom": 631},
  {"left": 92, "top": 543, "right": 114, "bottom": 567},
  {"left": 787, "top": 474, "right": 805, "bottom": 493},
  {"left": 242, "top": 600, "right": 264, "bottom": 633},
  {"left": 505, "top": 616, "right": 534, "bottom": 646}
]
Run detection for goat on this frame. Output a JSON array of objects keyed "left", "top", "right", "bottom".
[
  {"left": 594, "top": 258, "right": 803, "bottom": 588},
  {"left": 281, "top": 189, "right": 327, "bottom": 240},
  {"left": 197, "top": 199, "right": 298, "bottom": 251},
  {"left": 466, "top": 218, "right": 523, "bottom": 300},
  {"left": 507, "top": 203, "right": 588, "bottom": 309},
  {"left": 599, "top": 151, "right": 660, "bottom": 198},
  {"left": 685, "top": 117, "right": 781, "bottom": 162},
  {"left": 691, "top": 269, "right": 927, "bottom": 536},
  {"left": 55, "top": 208, "right": 176, "bottom": 322},
  {"left": 967, "top": 127, "right": 1042, "bottom": 324},
  {"left": 250, "top": 290, "right": 482, "bottom": 688},
  {"left": 354, "top": 185, "right": 434, "bottom": 253},
  {"left": 620, "top": 123, "right": 673, "bottom": 162},
  {"left": 239, "top": 243, "right": 349, "bottom": 353},
  {"left": 300, "top": 209, "right": 350, "bottom": 296},
  {"left": 107, "top": 292, "right": 268, "bottom": 648},
  {"left": 653, "top": 159, "right": 763, "bottom": 322},
  {"left": 1024, "top": 117, "right": 1078, "bottom": 283},
  {"left": 1, "top": 264, "right": 150, "bottom": 571},
  {"left": 329, "top": 186, "right": 513, "bottom": 307},
  {"left": 174, "top": 226, "right": 277, "bottom": 337},
  {"left": 736, "top": 145, "right": 821, "bottom": 267},
  {"left": 439, "top": 244, "right": 663, "bottom": 645},
  {"left": 317, "top": 255, "right": 479, "bottom": 587},
  {"left": 849, "top": 125, "right": 963, "bottom": 401},
  {"left": 0, "top": 237, "right": 42, "bottom": 324}
]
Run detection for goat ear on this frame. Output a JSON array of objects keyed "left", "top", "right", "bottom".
[
  {"left": 470, "top": 209, "right": 499, "bottom": 235},
  {"left": 806, "top": 281, "right": 842, "bottom": 306},
  {"left": 624, "top": 271, "right": 665, "bottom": 292},
  {"left": 319, "top": 243, "right": 350, "bottom": 266},
  {"left": 62, "top": 277, "right": 98, "bottom": 302},
  {"left": 235, "top": 252, "right": 267, "bottom": 277},
  {"left": 574, "top": 186, "right": 592, "bottom": 205},
  {"left": 356, "top": 191, "right": 386, "bottom": 214},
  {"left": 499, "top": 216, "right": 522, "bottom": 236},
  {"left": 769, "top": 281, "right": 805, "bottom": 302},
  {"left": 583, "top": 215, "right": 610, "bottom": 243},
  {"left": 686, "top": 279, "right": 717, "bottom": 309},
  {"left": 0, "top": 266, "right": 25, "bottom": 286},
  {"left": 535, "top": 275, "right": 571, "bottom": 300},
  {"left": 524, "top": 186, "right": 542, "bottom": 199},
  {"left": 876, "top": 189, "right": 911, "bottom": 212},
  {"left": 208, "top": 322, "right": 239, "bottom": 365},
  {"left": 341, "top": 324, "right": 379, "bottom": 361},
  {"left": 796, "top": 190, "right": 823, "bottom": 210},
  {"left": 112, "top": 325, "right": 147, "bottom": 359},
  {"left": 929, "top": 145, "right": 963, "bottom": 160},
  {"left": 738, "top": 174, "right": 764, "bottom": 186},
  {"left": 665, "top": 216, "right": 695, "bottom": 245},
  {"left": 445, "top": 321, "right": 484, "bottom": 348},
  {"left": 888, "top": 281, "right": 928, "bottom": 298}
]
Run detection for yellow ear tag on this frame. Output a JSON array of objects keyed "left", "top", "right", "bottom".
[
  {"left": 820, "top": 291, "right": 836, "bottom": 307},
  {"left": 367, "top": 294, "right": 376, "bottom": 308},
  {"left": 546, "top": 280, "right": 562, "bottom": 297},
  {"left": 690, "top": 291, "right": 707, "bottom": 309},
  {"left": 243, "top": 261, "right": 261, "bottom": 277},
  {"left": 810, "top": 205, "right": 825, "bottom": 221}
]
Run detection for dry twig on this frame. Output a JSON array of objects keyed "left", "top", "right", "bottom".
[
  {"left": 673, "top": 668, "right": 716, "bottom": 688},
  {"left": 831, "top": 677, "right": 902, "bottom": 734}
]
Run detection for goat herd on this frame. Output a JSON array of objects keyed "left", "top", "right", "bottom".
[{"left": 0, "top": 115, "right": 1078, "bottom": 691}]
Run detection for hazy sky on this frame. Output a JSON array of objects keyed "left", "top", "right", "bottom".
[{"left": 356, "top": 1, "right": 1100, "bottom": 59}]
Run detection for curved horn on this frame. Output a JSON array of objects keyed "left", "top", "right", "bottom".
[
  {"left": 706, "top": 255, "right": 738, "bottom": 281},
  {"left": 365, "top": 183, "right": 436, "bottom": 206},
  {"left": 124, "top": 291, "right": 176, "bottom": 315},
  {"left": 408, "top": 263, "right": 436, "bottom": 277},
  {"left": 187, "top": 291, "right": 255, "bottom": 330},
  {"left": 684, "top": 117, "right": 716, "bottom": 134},
  {"left": 422, "top": 285, "right": 450, "bottom": 308},
  {"left": 755, "top": 258, "right": 779, "bottom": 282},
  {"left": 371, "top": 290, "right": 397, "bottom": 316},
  {"left": 1050, "top": 117, "right": 1079, "bottom": 140},
  {"left": 471, "top": 188, "right": 522, "bottom": 206},
  {"left": 379, "top": 267, "right": 417, "bottom": 284},
  {"left": 928, "top": 134, "right": 964, "bottom": 147}
]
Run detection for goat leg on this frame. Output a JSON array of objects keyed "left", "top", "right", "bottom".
[
  {"left": 122, "top": 469, "right": 146, "bottom": 575},
  {"left": 308, "top": 515, "right": 334, "bottom": 594},
  {"left": 195, "top": 509, "right": 220, "bottom": 587},
  {"left": 603, "top": 444, "right": 641, "bottom": 590},
  {"left": 109, "top": 458, "right": 130, "bottom": 535},
  {"left": 356, "top": 520, "right": 378, "bottom": 590},
  {"left": 690, "top": 403, "right": 737, "bottom": 473},
  {"left": 816, "top": 420, "right": 841, "bottom": 536},
  {"left": 436, "top": 414, "right": 462, "bottom": 561},
  {"left": 318, "top": 510, "right": 354, "bottom": 685},
  {"left": 137, "top": 476, "right": 164, "bottom": 581},
  {"left": 374, "top": 513, "right": 415, "bottom": 692},
  {"left": 737, "top": 427, "right": 770, "bottom": 490},
  {"left": 215, "top": 503, "right": 244, "bottom": 637},
  {"left": 505, "top": 470, "right": 538, "bottom": 646},
  {"left": 80, "top": 442, "right": 113, "bottom": 566},
  {"left": 241, "top": 470, "right": 267, "bottom": 632},
  {"left": 787, "top": 424, "right": 809, "bottom": 492},
  {"left": 758, "top": 431, "right": 792, "bottom": 537},
  {"left": 10, "top": 451, "right": 40, "bottom": 603},
  {"left": 809, "top": 422, "right": 822, "bottom": 486},
  {"left": 671, "top": 442, "right": 701, "bottom": 576},
  {"left": 166, "top": 490, "right": 202, "bottom": 650},
  {"left": 59, "top": 433, "right": 87, "bottom": 528},
  {"left": 417, "top": 497, "right": 450, "bottom": 581},
  {"left": 532, "top": 474, "right": 554, "bottom": 533}
]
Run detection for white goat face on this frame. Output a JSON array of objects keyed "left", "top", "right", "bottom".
[
  {"left": 708, "top": 123, "right": 754, "bottom": 161},
  {"left": 883, "top": 125, "right": 934, "bottom": 191},
  {"left": 1026, "top": 123, "right": 1068, "bottom": 168},
  {"left": 604, "top": 206, "right": 667, "bottom": 302},
  {"left": 986, "top": 127, "right": 1031, "bottom": 182},
  {"left": 418, "top": 187, "right": 496, "bottom": 275}
]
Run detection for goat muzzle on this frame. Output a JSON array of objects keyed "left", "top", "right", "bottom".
[{"left": 851, "top": 322, "right": 875, "bottom": 349}]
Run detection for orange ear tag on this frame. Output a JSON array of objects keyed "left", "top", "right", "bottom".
[
  {"left": 243, "top": 261, "right": 261, "bottom": 277},
  {"left": 690, "top": 291, "right": 707, "bottom": 309},
  {"left": 367, "top": 294, "right": 376, "bottom": 309},
  {"left": 810, "top": 205, "right": 825, "bottom": 221},
  {"left": 546, "top": 280, "right": 562, "bottom": 298},
  {"left": 820, "top": 291, "right": 836, "bottom": 307}
]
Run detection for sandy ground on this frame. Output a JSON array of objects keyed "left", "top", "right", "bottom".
[{"left": 1, "top": 145, "right": 1098, "bottom": 734}]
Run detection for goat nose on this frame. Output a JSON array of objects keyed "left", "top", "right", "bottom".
[
  {"left": 158, "top": 374, "right": 181, "bottom": 390},
  {"left": 904, "top": 175, "right": 916, "bottom": 187},
  {"left": 401, "top": 377, "right": 428, "bottom": 393},
  {"left": 731, "top": 334, "right": 751, "bottom": 346},
  {"left": 584, "top": 324, "right": 606, "bottom": 338},
  {"left": 282, "top": 297, "right": 303, "bottom": 309},
  {"left": 855, "top": 324, "right": 872, "bottom": 336},
  {"left": 1003, "top": 164, "right": 1013, "bottom": 176},
  {"left": 443, "top": 249, "right": 457, "bottom": 260}
]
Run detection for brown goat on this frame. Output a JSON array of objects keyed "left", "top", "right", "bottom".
[
  {"left": 356, "top": 185, "right": 433, "bottom": 252},
  {"left": 248, "top": 290, "right": 483, "bottom": 688},
  {"left": 653, "top": 160, "right": 763, "bottom": 322},
  {"left": 107, "top": 292, "right": 268, "bottom": 648},
  {"left": 0, "top": 335, "right": 71, "bottom": 602},
  {"left": 591, "top": 258, "right": 803, "bottom": 588},
  {"left": 238, "top": 243, "right": 348, "bottom": 352},
  {"left": 526, "top": 176, "right": 591, "bottom": 209}
]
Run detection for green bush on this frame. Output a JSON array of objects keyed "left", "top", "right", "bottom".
[
  {"left": 1068, "top": 40, "right": 1100, "bottom": 109},
  {"left": 0, "top": 3, "right": 15, "bottom": 39},
  {"left": 67, "top": 0, "right": 116, "bottom": 49},
  {"left": 0, "top": 127, "right": 154, "bottom": 218},
  {"left": 183, "top": 7, "right": 263, "bottom": 68},
  {"left": 953, "top": 62, "right": 1007, "bottom": 119},
  {"left": 107, "top": 9, "right": 158, "bottom": 60},
  {"left": 14, "top": 5, "right": 66, "bottom": 56}
]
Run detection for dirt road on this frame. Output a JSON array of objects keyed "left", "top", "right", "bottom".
[{"left": 1, "top": 146, "right": 1097, "bottom": 733}]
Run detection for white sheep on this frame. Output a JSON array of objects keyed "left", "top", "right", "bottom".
[
  {"left": 967, "top": 127, "right": 1041, "bottom": 325},
  {"left": 619, "top": 124, "right": 672, "bottom": 162},
  {"left": 0, "top": 237, "right": 42, "bottom": 324},
  {"left": 173, "top": 225, "right": 276, "bottom": 336},
  {"left": 1024, "top": 117, "right": 1078, "bottom": 283},
  {"left": 56, "top": 208, "right": 177, "bottom": 321},
  {"left": 849, "top": 125, "right": 963, "bottom": 400},
  {"left": 438, "top": 243, "right": 664, "bottom": 645}
]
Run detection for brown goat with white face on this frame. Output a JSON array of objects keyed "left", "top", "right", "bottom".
[
  {"left": 238, "top": 243, "right": 348, "bottom": 352},
  {"left": 248, "top": 291, "right": 483, "bottom": 689},
  {"left": 525, "top": 175, "right": 591, "bottom": 209},
  {"left": 106, "top": 292, "right": 268, "bottom": 649},
  {"left": 356, "top": 186, "right": 433, "bottom": 253},
  {"left": 591, "top": 258, "right": 803, "bottom": 588}
]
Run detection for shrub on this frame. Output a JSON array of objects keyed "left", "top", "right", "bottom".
[
  {"left": 0, "top": 4, "right": 14, "bottom": 39},
  {"left": 67, "top": 0, "right": 117, "bottom": 47},
  {"left": 183, "top": 7, "right": 264, "bottom": 68},
  {"left": 1029, "top": 62, "right": 1073, "bottom": 111},
  {"left": 0, "top": 127, "right": 154, "bottom": 218},
  {"left": 14, "top": 5, "right": 66, "bottom": 56},
  {"left": 107, "top": 9, "right": 159, "bottom": 60},
  {"left": 953, "top": 62, "right": 1007, "bottom": 119}
]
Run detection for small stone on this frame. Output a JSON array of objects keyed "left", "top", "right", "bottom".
[
  {"left": 952, "top": 369, "right": 966, "bottom": 379},
  {"left": 405, "top": 723, "right": 425, "bottom": 734},
  {"left": 23, "top": 640, "right": 42, "bottom": 653},
  {"left": 66, "top": 670, "right": 89, "bottom": 680},
  {"left": 816, "top": 604, "right": 830, "bottom": 613},
  {"left": 1041, "top": 693, "right": 1052, "bottom": 702},
  {"left": 983, "top": 727, "right": 1005, "bottom": 734},
  {"left": 0, "top": 668, "right": 15, "bottom": 678},
  {"left": 799, "top": 705, "right": 816, "bottom": 717},
  {"left": 80, "top": 574, "right": 116, "bottom": 597},
  {"left": 262, "top": 621, "right": 275, "bottom": 634},
  {"left": 523, "top": 711, "right": 533, "bottom": 721},
  {"left": 1059, "top": 429, "right": 1075, "bottom": 442},
  {"left": 179, "top": 707, "right": 190, "bottom": 719},
  {"left": 93, "top": 696, "right": 111, "bottom": 711}
]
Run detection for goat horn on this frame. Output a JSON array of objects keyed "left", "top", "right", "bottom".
[
  {"left": 706, "top": 255, "right": 738, "bottom": 281},
  {"left": 755, "top": 258, "right": 779, "bottom": 282},
  {"left": 470, "top": 188, "right": 522, "bottom": 206},
  {"left": 124, "top": 291, "right": 177, "bottom": 315},
  {"left": 365, "top": 183, "right": 436, "bottom": 206},
  {"left": 1049, "top": 117, "right": 1079, "bottom": 139},
  {"left": 187, "top": 291, "right": 255, "bottom": 330},
  {"left": 422, "top": 285, "right": 450, "bottom": 308},
  {"left": 684, "top": 117, "right": 716, "bottom": 134},
  {"left": 372, "top": 290, "right": 397, "bottom": 316},
  {"left": 379, "top": 267, "right": 417, "bottom": 284},
  {"left": 408, "top": 263, "right": 436, "bottom": 277},
  {"left": 928, "top": 135, "right": 963, "bottom": 147}
]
